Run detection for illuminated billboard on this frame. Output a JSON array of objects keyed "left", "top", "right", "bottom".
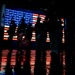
[{"left": 3, "top": 8, "right": 48, "bottom": 41}]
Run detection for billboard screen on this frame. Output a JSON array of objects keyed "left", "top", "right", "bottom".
[{"left": 3, "top": 8, "right": 49, "bottom": 42}]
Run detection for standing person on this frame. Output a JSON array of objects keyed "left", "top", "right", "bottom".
[
  {"left": 5, "top": 17, "right": 16, "bottom": 75},
  {"left": 8, "top": 17, "right": 16, "bottom": 50},
  {"left": 17, "top": 15, "right": 27, "bottom": 63},
  {"left": 41, "top": 17, "right": 48, "bottom": 75},
  {"left": 65, "top": 13, "right": 75, "bottom": 75},
  {"left": 34, "top": 16, "right": 46, "bottom": 75},
  {"left": 17, "top": 15, "right": 27, "bottom": 35},
  {"left": 17, "top": 15, "right": 27, "bottom": 52},
  {"left": 5, "top": 51, "right": 13, "bottom": 75},
  {"left": 0, "top": 25, "right": 4, "bottom": 52},
  {"left": 23, "top": 22, "right": 32, "bottom": 75},
  {"left": 17, "top": 16, "right": 27, "bottom": 75},
  {"left": 14, "top": 51, "right": 22, "bottom": 75},
  {"left": 48, "top": 13, "right": 62, "bottom": 75},
  {"left": 0, "top": 25, "right": 4, "bottom": 68},
  {"left": 71, "top": 15, "right": 75, "bottom": 74}
]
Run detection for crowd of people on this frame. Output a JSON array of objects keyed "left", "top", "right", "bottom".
[
  {"left": 0, "top": 12, "right": 63, "bottom": 75},
  {"left": 0, "top": 12, "right": 75, "bottom": 75},
  {"left": 3, "top": 13, "right": 63, "bottom": 75}
]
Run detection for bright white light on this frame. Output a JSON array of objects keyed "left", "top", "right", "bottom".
[
  {"left": 4, "top": 35, "right": 9, "bottom": 37},
  {"left": 47, "top": 38, "right": 50, "bottom": 40},
  {"left": 13, "top": 36, "right": 17, "bottom": 38},
  {"left": 32, "top": 32, "right": 35, "bottom": 35},
  {"left": 23, "top": 36, "right": 25, "bottom": 38},
  {"left": 33, "top": 16, "right": 38, "bottom": 18},
  {"left": 61, "top": 24, "right": 64, "bottom": 26},
  {"left": 62, "top": 31, "right": 64, "bottom": 34},
  {"left": 15, "top": 31, "right": 17, "bottom": 33},
  {"left": 4, "top": 30, "right": 7, "bottom": 32},
  {"left": 40, "top": 17, "right": 45, "bottom": 19},
  {"left": 4, "top": 25, "right": 9, "bottom": 27},
  {"left": 32, "top": 24, "right": 35, "bottom": 27},
  {"left": 47, "top": 33, "right": 49, "bottom": 36},
  {"left": 40, "top": 21, "right": 43, "bottom": 23},
  {"left": 33, "top": 20, "right": 37, "bottom": 22},
  {"left": 62, "top": 38, "right": 65, "bottom": 42}
]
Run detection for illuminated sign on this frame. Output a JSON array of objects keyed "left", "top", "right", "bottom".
[{"left": 3, "top": 8, "right": 46, "bottom": 41}]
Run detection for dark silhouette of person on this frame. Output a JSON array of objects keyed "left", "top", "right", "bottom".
[
  {"left": 71, "top": 52, "right": 75, "bottom": 75},
  {"left": 17, "top": 15, "right": 27, "bottom": 52},
  {"left": 22, "top": 21, "right": 32, "bottom": 75},
  {"left": 34, "top": 15, "right": 46, "bottom": 75},
  {"left": 0, "top": 25, "right": 4, "bottom": 51},
  {"left": 48, "top": 13, "right": 62, "bottom": 75},
  {"left": 17, "top": 17, "right": 27, "bottom": 75},
  {"left": 49, "top": 52, "right": 62, "bottom": 75},
  {"left": 5, "top": 18, "right": 16, "bottom": 75},
  {"left": 5, "top": 51, "right": 13, "bottom": 75},
  {"left": 65, "top": 13, "right": 75, "bottom": 75},
  {"left": 17, "top": 15, "right": 27, "bottom": 34},
  {"left": 5, "top": 17, "right": 16, "bottom": 75},
  {"left": 8, "top": 17, "right": 16, "bottom": 40},
  {"left": 8, "top": 17, "right": 16, "bottom": 50},
  {"left": 14, "top": 51, "right": 22, "bottom": 75},
  {"left": 49, "top": 14, "right": 62, "bottom": 53},
  {"left": 71, "top": 24, "right": 75, "bottom": 75},
  {"left": 40, "top": 17, "right": 48, "bottom": 75},
  {"left": 0, "top": 25, "right": 4, "bottom": 67},
  {"left": 26, "top": 22, "right": 32, "bottom": 40}
]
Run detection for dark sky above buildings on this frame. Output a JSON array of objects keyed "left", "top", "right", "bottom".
[{"left": 1, "top": 0, "right": 75, "bottom": 17}]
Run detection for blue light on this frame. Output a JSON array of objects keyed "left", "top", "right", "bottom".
[{"left": 4, "top": 8, "right": 33, "bottom": 26}]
